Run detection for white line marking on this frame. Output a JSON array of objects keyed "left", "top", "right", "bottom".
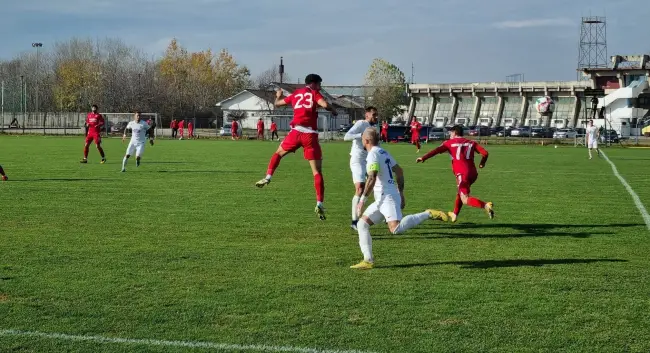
[
  {"left": 0, "top": 329, "right": 375, "bottom": 353},
  {"left": 600, "top": 150, "right": 650, "bottom": 230}
]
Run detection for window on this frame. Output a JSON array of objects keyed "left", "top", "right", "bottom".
[
  {"left": 502, "top": 97, "right": 521, "bottom": 119},
  {"left": 433, "top": 97, "right": 453, "bottom": 118},
  {"left": 456, "top": 97, "right": 474, "bottom": 119},
  {"left": 479, "top": 97, "right": 498, "bottom": 118},
  {"left": 412, "top": 97, "right": 432, "bottom": 119}
]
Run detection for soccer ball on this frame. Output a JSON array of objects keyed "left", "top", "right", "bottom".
[{"left": 535, "top": 96, "right": 555, "bottom": 115}]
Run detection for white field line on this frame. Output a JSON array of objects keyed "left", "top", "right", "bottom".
[
  {"left": 600, "top": 150, "right": 650, "bottom": 230},
  {"left": 0, "top": 329, "right": 376, "bottom": 353}
]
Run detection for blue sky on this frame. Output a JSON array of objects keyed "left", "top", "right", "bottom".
[{"left": 1, "top": 0, "right": 648, "bottom": 85}]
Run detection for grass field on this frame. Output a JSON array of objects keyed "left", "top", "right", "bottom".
[{"left": 1, "top": 135, "right": 649, "bottom": 353}]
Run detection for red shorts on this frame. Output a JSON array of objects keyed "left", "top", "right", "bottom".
[
  {"left": 280, "top": 129, "right": 322, "bottom": 160},
  {"left": 456, "top": 171, "right": 477, "bottom": 196},
  {"left": 85, "top": 133, "right": 101, "bottom": 145},
  {"left": 188, "top": 129, "right": 194, "bottom": 136},
  {"left": 257, "top": 130, "right": 263, "bottom": 135},
  {"left": 411, "top": 134, "right": 420, "bottom": 143}
]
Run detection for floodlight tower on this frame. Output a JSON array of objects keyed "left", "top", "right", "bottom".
[{"left": 577, "top": 16, "right": 608, "bottom": 80}]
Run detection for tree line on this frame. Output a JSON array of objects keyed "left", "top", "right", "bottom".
[{"left": 0, "top": 37, "right": 407, "bottom": 121}]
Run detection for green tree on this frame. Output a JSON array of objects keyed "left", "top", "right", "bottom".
[{"left": 364, "top": 58, "right": 407, "bottom": 121}]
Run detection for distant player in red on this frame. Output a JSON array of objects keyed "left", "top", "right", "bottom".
[
  {"left": 270, "top": 120, "right": 278, "bottom": 141},
  {"left": 381, "top": 120, "right": 389, "bottom": 142},
  {"left": 410, "top": 117, "right": 422, "bottom": 153},
  {"left": 178, "top": 119, "right": 185, "bottom": 140},
  {"left": 256, "top": 118, "right": 264, "bottom": 140},
  {"left": 81, "top": 104, "right": 106, "bottom": 164},
  {"left": 170, "top": 119, "right": 178, "bottom": 139},
  {"left": 187, "top": 120, "right": 194, "bottom": 139},
  {"left": 0, "top": 165, "right": 7, "bottom": 181},
  {"left": 255, "top": 74, "right": 338, "bottom": 220},
  {"left": 231, "top": 120, "right": 239, "bottom": 140},
  {"left": 417, "top": 125, "right": 494, "bottom": 222}
]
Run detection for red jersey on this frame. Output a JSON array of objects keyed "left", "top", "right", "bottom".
[
  {"left": 178, "top": 121, "right": 185, "bottom": 129},
  {"left": 381, "top": 122, "right": 388, "bottom": 134},
  {"left": 188, "top": 122, "right": 193, "bottom": 130},
  {"left": 283, "top": 86, "right": 324, "bottom": 131},
  {"left": 421, "top": 137, "right": 489, "bottom": 175},
  {"left": 257, "top": 120, "right": 264, "bottom": 131},
  {"left": 86, "top": 113, "right": 104, "bottom": 135},
  {"left": 270, "top": 122, "right": 278, "bottom": 132},
  {"left": 231, "top": 120, "right": 238, "bottom": 130},
  {"left": 171, "top": 120, "right": 178, "bottom": 129},
  {"left": 410, "top": 120, "right": 422, "bottom": 136}
]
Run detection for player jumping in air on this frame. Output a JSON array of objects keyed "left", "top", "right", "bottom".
[
  {"left": 0, "top": 165, "right": 7, "bottom": 181},
  {"left": 81, "top": 104, "right": 106, "bottom": 164},
  {"left": 410, "top": 117, "right": 422, "bottom": 153},
  {"left": 344, "top": 106, "right": 378, "bottom": 230},
  {"left": 121, "top": 111, "right": 153, "bottom": 172},
  {"left": 417, "top": 125, "right": 494, "bottom": 223},
  {"left": 351, "top": 128, "right": 448, "bottom": 270},
  {"left": 255, "top": 74, "right": 338, "bottom": 220},
  {"left": 586, "top": 120, "right": 600, "bottom": 159}
]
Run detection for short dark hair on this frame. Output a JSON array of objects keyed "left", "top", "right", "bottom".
[
  {"left": 365, "top": 106, "right": 377, "bottom": 112},
  {"left": 450, "top": 125, "right": 464, "bottom": 136},
  {"left": 91, "top": 104, "right": 98, "bottom": 109},
  {"left": 305, "top": 74, "right": 322, "bottom": 85},
  {"left": 134, "top": 110, "right": 141, "bottom": 115}
]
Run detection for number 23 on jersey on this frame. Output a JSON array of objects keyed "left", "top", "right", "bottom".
[{"left": 293, "top": 92, "right": 313, "bottom": 109}]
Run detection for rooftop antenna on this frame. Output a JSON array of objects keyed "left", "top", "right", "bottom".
[
  {"left": 279, "top": 57, "right": 284, "bottom": 84},
  {"left": 411, "top": 63, "right": 415, "bottom": 84}
]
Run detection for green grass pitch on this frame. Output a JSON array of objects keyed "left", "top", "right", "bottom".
[{"left": 1, "top": 135, "right": 649, "bottom": 353}]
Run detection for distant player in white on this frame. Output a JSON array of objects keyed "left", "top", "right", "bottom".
[
  {"left": 351, "top": 128, "right": 448, "bottom": 270},
  {"left": 586, "top": 120, "right": 600, "bottom": 159},
  {"left": 121, "top": 111, "right": 153, "bottom": 172},
  {"left": 343, "top": 106, "right": 378, "bottom": 230}
]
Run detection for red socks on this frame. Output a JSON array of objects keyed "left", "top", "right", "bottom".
[
  {"left": 314, "top": 173, "right": 324, "bottom": 203},
  {"left": 453, "top": 194, "right": 463, "bottom": 215},
  {"left": 467, "top": 197, "right": 486, "bottom": 209},
  {"left": 266, "top": 153, "right": 282, "bottom": 176}
]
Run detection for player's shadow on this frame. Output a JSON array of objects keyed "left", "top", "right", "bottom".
[
  {"left": 8, "top": 178, "right": 115, "bottom": 182},
  {"left": 398, "top": 223, "right": 642, "bottom": 239},
  {"left": 381, "top": 258, "right": 628, "bottom": 270}
]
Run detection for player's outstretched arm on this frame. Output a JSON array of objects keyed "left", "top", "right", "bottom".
[
  {"left": 475, "top": 143, "right": 489, "bottom": 168},
  {"left": 343, "top": 121, "right": 365, "bottom": 141},
  {"left": 274, "top": 88, "right": 288, "bottom": 107},
  {"left": 417, "top": 144, "right": 448, "bottom": 163}
]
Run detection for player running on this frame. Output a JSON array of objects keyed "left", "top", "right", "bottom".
[
  {"left": 178, "top": 119, "right": 185, "bottom": 140},
  {"left": 410, "top": 117, "right": 422, "bottom": 153},
  {"left": 344, "top": 106, "right": 378, "bottom": 230},
  {"left": 231, "top": 119, "right": 239, "bottom": 140},
  {"left": 351, "top": 128, "right": 448, "bottom": 270},
  {"left": 257, "top": 118, "right": 264, "bottom": 140},
  {"left": 417, "top": 125, "right": 494, "bottom": 223},
  {"left": 586, "top": 120, "right": 600, "bottom": 159},
  {"left": 80, "top": 104, "right": 106, "bottom": 164},
  {"left": 0, "top": 165, "right": 7, "bottom": 181},
  {"left": 121, "top": 111, "right": 153, "bottom": 172},
  {"left": 255, "top": 74, "right": 338, "bottom": 220},
  {"left": 188, "top": 120, "right": 194, "bottom": 139},
  {"left": 270, "top": 120, "right": 278, "bottom": 141}
]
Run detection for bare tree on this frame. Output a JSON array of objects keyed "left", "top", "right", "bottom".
[{"left": 253, "top": 65, "right": 291, "bottom": 89}]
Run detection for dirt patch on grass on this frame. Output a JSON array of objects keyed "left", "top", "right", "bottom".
[{"left": 0, "top": 293, "right": 9, "bottom": 302}]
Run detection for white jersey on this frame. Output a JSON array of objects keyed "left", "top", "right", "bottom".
[
  {"left": 366, "top": 146, "right": 399, "bottom": 198},
  {"left": 586, "top": 126, "right": 598, "bottom": 142},
  {"left": 127, "top": 120, "right": 150, "bottom": 143},
  {"left": 344, "top": 120, "right": 372, "bottom": 160}
]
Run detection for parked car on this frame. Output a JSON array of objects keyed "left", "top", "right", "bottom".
[
  {"left": 553, "top": 129, "right": 577, "bottom": 139},
  {"left": 491, "top": 126, "right": 504, "bottom": 135},
  {"left": 110, "top": 121, "right": 128, "bottom": 134},
  {"left": 219, "top": 124, "right": 232, "bottom": 136},
  {"left": 510, "top": 126, "right": 531, "bottom": 137},
  {"left": 338, "top": 124, "right": 353, "bottom": 133},
  {"left": 531, "top": 127, "right": 554, "bottom": 138},
  {"left": 600, "top": 130, "right": 620, "bottom": 143},
  {"left": 468, "top": 125, "right": 491, "bottom": 136},
  {"left": 575, "top": 128, "right": 586, "bottom": 136},
  {"left": 496, "top": 127, "right": 513, "bottom": 137},
  {"left": 427, "top": 127, "right": 447, "bottom": 140}
]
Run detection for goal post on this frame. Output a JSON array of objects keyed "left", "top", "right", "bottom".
[{"left": 101, "top": 113, "right": 161, "bottom": 137}]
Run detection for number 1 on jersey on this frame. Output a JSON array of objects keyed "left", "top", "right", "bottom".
[{"left": 385, "top": 159, "right": 394, "bottom": 180}]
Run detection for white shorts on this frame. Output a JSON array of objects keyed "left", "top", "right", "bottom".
[
  {"left": 126, "top": 141, "right": 145, "bottom": 157},
  {"left": 350, "top": 159, "right": 367, "bottom": 184},
  {"left": 363, "top": 193, "right": 402, "bottom": 223},
  {"left": 588, "top": 141, "right": 598, "bottom": 149}
]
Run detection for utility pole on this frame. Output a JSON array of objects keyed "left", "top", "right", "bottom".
[
  {"left": 32, "top": 42, "right": 43, "bottom": 128},
  {"left": 279, "top": 57, "right": 284, "bottom": 84}
]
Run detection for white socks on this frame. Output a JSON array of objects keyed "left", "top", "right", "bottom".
[
  {"left": 392, "top": 211, "right": 430, "bottom": 235},
  {"left": 352, "top": 195, "right": 360, "bottom": 221},
  {"left": 265, "top": 174, "right": 272, "bottom": 180},
  {"left": 588, "top": 149, "right": 592, "bottom": 159},
  {"left": 357, "top": 219, "right": 373, "bottom": 262},
  {"left": 122, "top": 156, "right": 128, "bottom": 170}
]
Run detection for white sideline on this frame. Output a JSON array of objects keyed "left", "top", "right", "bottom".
[
  {"left": 0, "top": 329, "right": 375, "bottom": 353},
  {"left": 600, "top": 150, "right": 650, "bottom": 230}
]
